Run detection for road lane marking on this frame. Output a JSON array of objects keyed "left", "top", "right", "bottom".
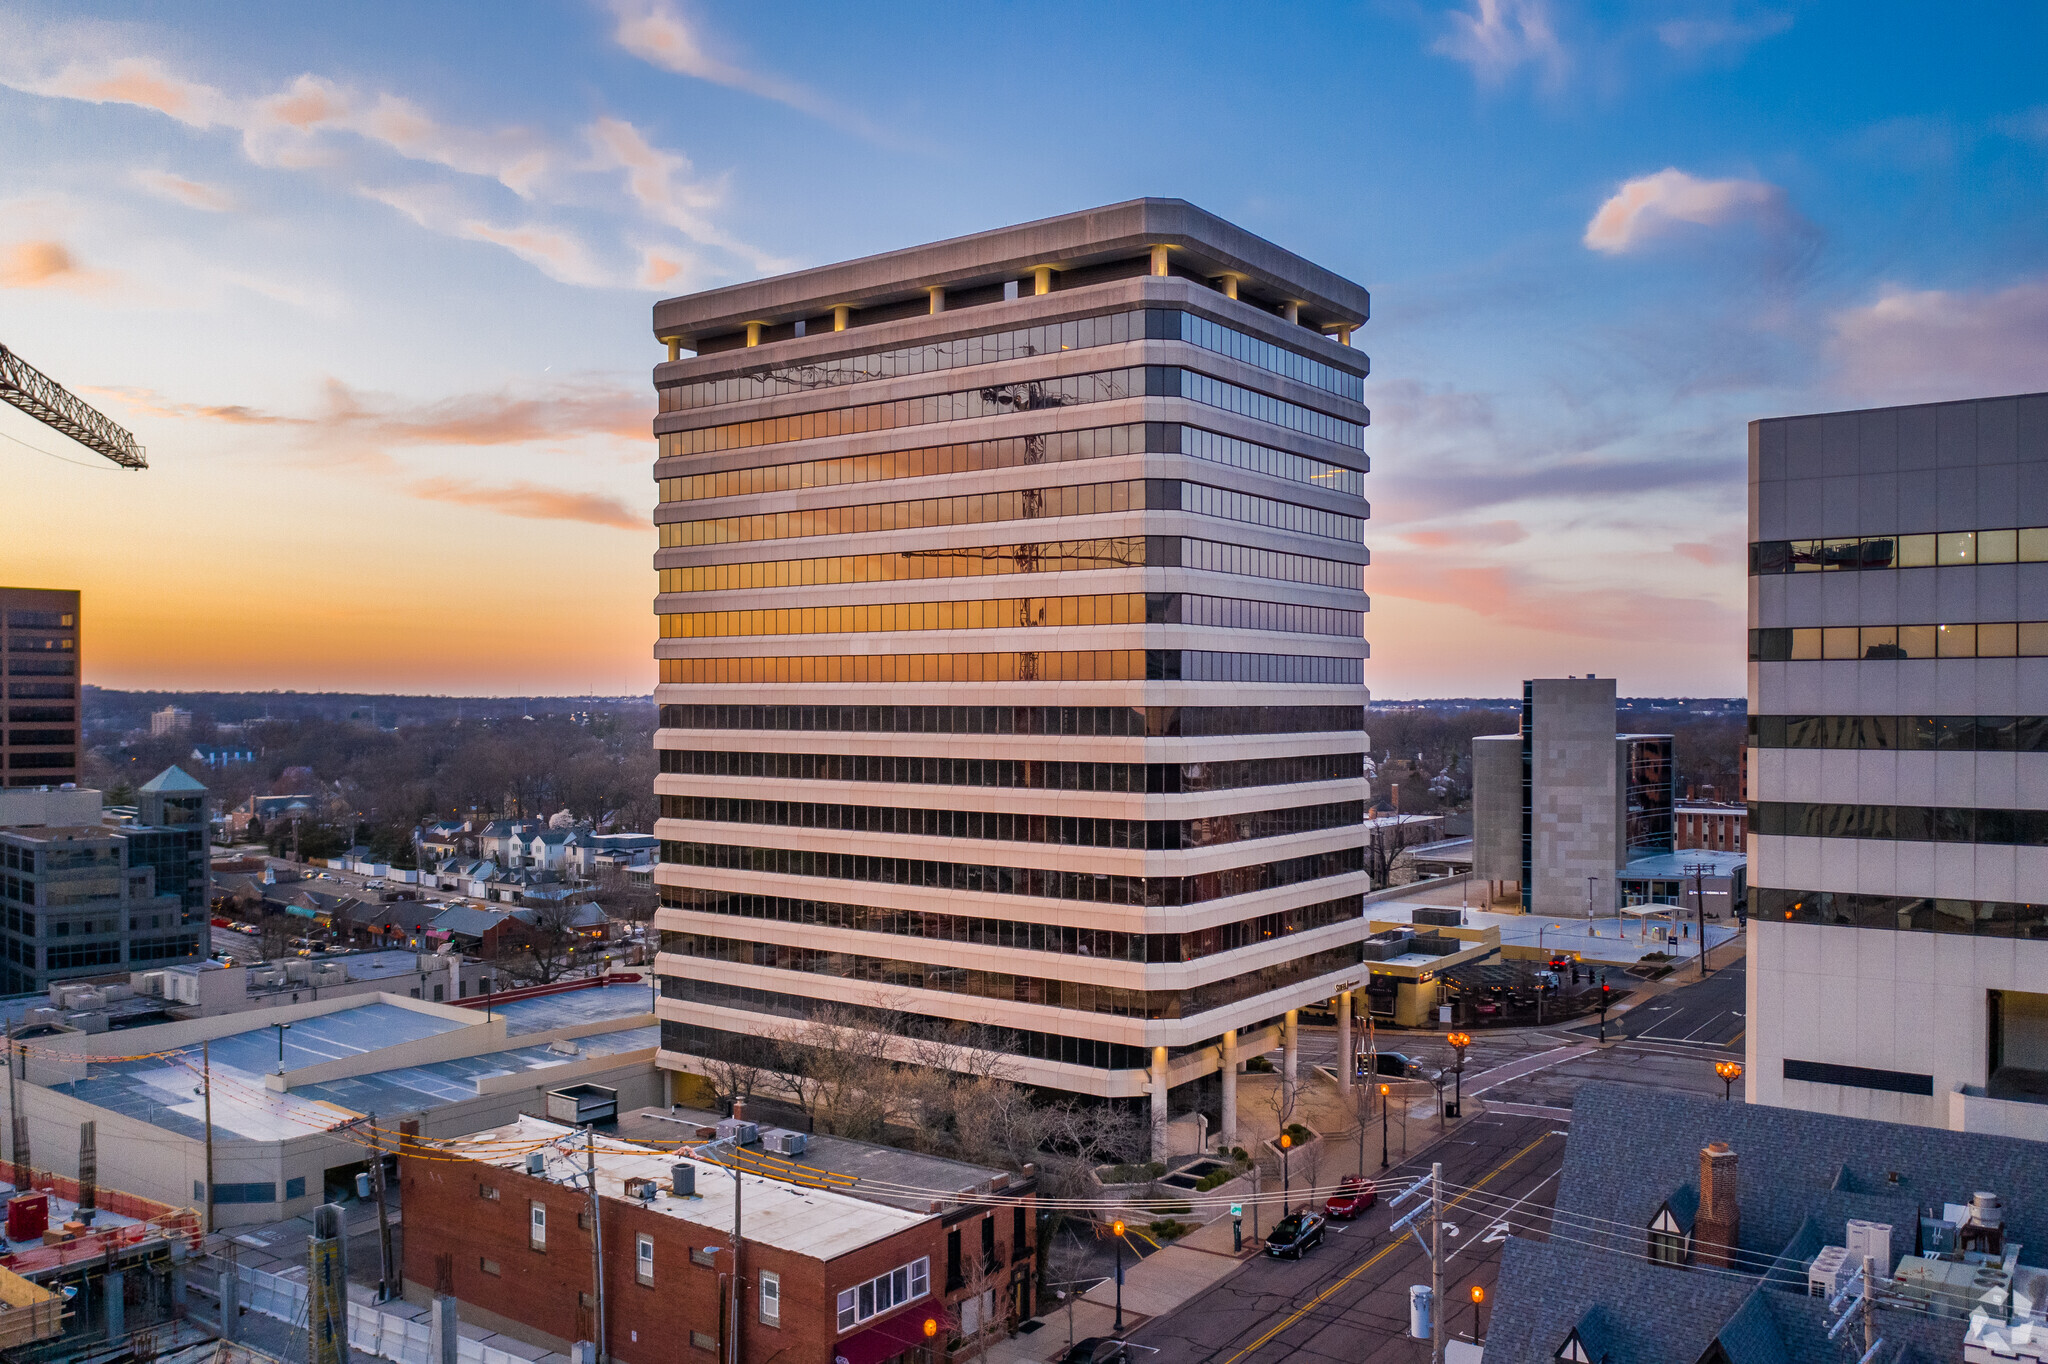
[{"left": 1213, "top": 1131, "right": 1558, "bottom": 1364}]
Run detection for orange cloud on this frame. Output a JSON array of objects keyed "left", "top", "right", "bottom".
[
  {"left": 95, "top": 378, "right": 649, "bottom": 446},
  {"left": 133, "top": 169, "right": 235, "bottom": 212},
  {"left": 1674, "top": 542, "right": 1718, "bottom": 565},
  {"left": 407, "top": 477, "right": 643, "bottom": 530},
  {"left": 1368, "top": 557, "right": 1735, "bottom": 641},
  {"left": 1398, "top": 520, "right": 1528, "bottom": 550},
  {"left": 1584, "top": 168, "right": 1791, "bottom": 254},
  {"left": 0, "top": 239, "right": 104, "bottom": 290}
]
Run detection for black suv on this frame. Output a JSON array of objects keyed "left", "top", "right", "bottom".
[{"left": 1265, "top": 1211, "right": 1328, "bottom": 1259}]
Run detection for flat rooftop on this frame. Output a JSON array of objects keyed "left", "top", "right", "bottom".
[
  {"left": 615, "top": 1105, "right": 1011, "bottom": 1214},
  {"left": 1368, "top": 900, "right": 1740, "bottom": 966},
  {"left": 487, "top": 981, "right": 655, "bottom": 1035},
  {"left": 51, "top": 998, "right": 656, "bottom": 1143},
  {"left": 467, "top": 1115, "right": 931, "bottom": 1261},
  {"left": 1621, "top": 850, "right": 1748, "bottom": 878}
]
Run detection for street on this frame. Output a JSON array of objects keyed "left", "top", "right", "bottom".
[{"left": 1130, "top": 1113, "right": 1564, "bottom": 1364}]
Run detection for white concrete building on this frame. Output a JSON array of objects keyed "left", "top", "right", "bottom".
[
  {"left": 1470, "top": 678, "right": 1676, "bottom": 916},
  {"left": 1746, "top": 390, "right": 2048, "bottom": 1140},
  {"left": 648, "top": 200, "right": 1375, "bottom": 1152}
]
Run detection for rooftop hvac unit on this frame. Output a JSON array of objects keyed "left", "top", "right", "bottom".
[
  {"left": 760, "top": 1129, "right": 807, "bottom": 1157},
  {"left": 624, "top": 1177, "right": 659, "bottom": 1201},
  {"left": 1846, "top": 1220, "right": 1894, "bottom": 1279},
  {"left": 525, "top": 1151, "right": 545, "bottom": 1175},
  {"left": 715, "top": 1119, "right": 758, "bottom": 1146},
  {"left": 135, "top": 972, "right": 167, "bottom": 998},
  {"left": 1809, "top": 1246, "right": 1851, "bottom": 1298},
  {"left": 671, "top": 1164, "right": 696, "bottom": 1198}
]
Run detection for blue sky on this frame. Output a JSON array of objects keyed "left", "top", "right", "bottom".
[{"left": 2, "top": 1, "right": 2044, "bottom": 695}]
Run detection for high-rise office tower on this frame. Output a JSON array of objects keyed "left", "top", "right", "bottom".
[
  {"left": 1747, "top": 391, "right": 2048, "bottom": 1139},
  {"left": 1, "top": 587, "right": 80, "bottom": 789},
  {"left": 648, "top": 201, "right": 1372, "bottom": 1148}
]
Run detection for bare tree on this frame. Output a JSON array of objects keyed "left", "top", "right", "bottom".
[
  {"left": 700, "top": 1035, "right": 773, "bottom": 1114},
  {"left": 495, "top": 901, "right": 583, "bottom": 984},
  {"left": 256, "top": 911, "right": 296, "bottom": 962},
  {"left": 783, "top": 1005, "right": 904, "bottom": 1140}
]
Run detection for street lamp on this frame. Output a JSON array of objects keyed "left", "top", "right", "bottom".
[
  {"left": 1446, "top": 1032, "right": 1470, "bottom": 1120},
  {"left": 271, "top": 1021, "right": 291, "bottom": 1076},
  {"left": 1715, "top": 1059, "right": 1743, "bottom": 1102},
  {"left": 1378, "top": 1083, "right": 1391, "bottom": 1170},
  {"left": 1471, "top": 1284, "right": 1485, "bottom": 1341},
  {"left": 1111, "top": 1220, "right": 1127, "bottom": 1331},
  {"left": 1279, "top": 1133, "right": 1292, "bottom": 1215}
]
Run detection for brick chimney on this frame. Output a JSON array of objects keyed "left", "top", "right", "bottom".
[
  {"left": 1695, "top": 1141, "right": 1739, "bottom": 1268},
  {"left": 731, "top": 1098, "right": 747, "bottom": 1122}
]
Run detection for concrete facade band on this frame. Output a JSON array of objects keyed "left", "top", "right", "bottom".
[{"left": 645, "top": 201, "right": 1376, "bottom": 1150}]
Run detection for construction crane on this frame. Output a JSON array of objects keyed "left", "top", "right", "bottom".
[{"left": 0, "top": 340, "right": 146, "bottom": 469}]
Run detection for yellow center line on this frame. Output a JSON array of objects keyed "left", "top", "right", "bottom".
[{"left": 1215, "top": 1132, "right": 1557, "bottom": 1364}]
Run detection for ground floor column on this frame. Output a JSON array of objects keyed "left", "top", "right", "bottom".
[
  {"left": 1337, "top": 990, "right": 1353, "bottom": 1095},
  {"left": 1149, "top": 1046, "right": 1169, "bottom": 1159},
  {"left": 1282, "top": 1009, "right": 1299, "bottom": 1113},
  {"left": 1220, "top": 1029, "right": 1238, "bottom": 1147}
]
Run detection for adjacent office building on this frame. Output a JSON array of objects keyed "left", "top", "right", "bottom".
[
  {"left": 0, "top": 775, "right": 208, "bottom": 995},
  {"left": 1, "top": 587, "right": 79, "bottom": 789},
  {"left": 648, "top": 200, "right": 1372, "bottom": 1148},
  {"left": 1746, "top": 391, "right": 2048, "bottom": 1140},
  {"left": 1470, "top": 677, "right": 1676, "bottom": 915}
]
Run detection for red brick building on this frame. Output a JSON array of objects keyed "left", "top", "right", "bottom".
[
  {"left": 402, "top": 1116, "right": 1035, "bottom": 1364},
  {"left": 1674, "top": 802, "right": 1747, "bottom": 853}
]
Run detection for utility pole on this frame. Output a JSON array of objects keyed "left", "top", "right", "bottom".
[
  {"left": 201, "top": 1042, "right": 215, "bottom": 1234},
  {"left": 1685, "top": 861, "right": 1712, "bottom": 978},
  {"left": 1430, "top": 1162, "right": 1445, "bottom": 1364},
  {"left": 729, "top": 1150, "right": 742, "bottom": 1364},
  {"left": 367, "top": 1113, "right": 394, "bottom": 1302},
  {"left": 585, "top": 1128, "right": 607, "bottom": 1364},
  {"left": 5, "top": 1021, "right": 26, "bottom": 1190}
]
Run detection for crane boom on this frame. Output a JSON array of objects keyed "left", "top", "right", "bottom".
[{"left": 0, "top": 341, "right": 146, "bottom": 469}]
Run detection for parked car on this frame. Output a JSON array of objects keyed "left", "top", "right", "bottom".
[
  {"left": 1324, "top": 1176, "right": 1377, "bottom": 1220},
  {"left": 1061, "top": 1338, "right": 1128, "bottom": 1364},
  {"left": 1265, "top": 1211, "right": 1328, "bottom": 1258},
  {"left": 1358, "top": 1052, "right": 1419, "bottom": 1078}
]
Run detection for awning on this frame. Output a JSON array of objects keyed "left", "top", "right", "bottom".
[
  {"left": 284, "top": 905, "right": 318, "bottom": 919},
  {"left": 832, "top": 1304, "right": 940, "bottom": 1364}
]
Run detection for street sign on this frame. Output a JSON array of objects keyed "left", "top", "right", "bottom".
[{"left": 1230, "top": 1204, "right": 1243, "bottom": 1217}]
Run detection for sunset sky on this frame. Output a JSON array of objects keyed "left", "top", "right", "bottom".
[{"left": 3, "top": 1, "right": 2045, "bottom": 697}]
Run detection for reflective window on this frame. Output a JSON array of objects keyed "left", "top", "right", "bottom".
[
  {"left": 656, "top": 593, "right": 1362, "bottom": 639},
  {"left": 1747, "top": 714, "right": 2048, "bottom": 753},
  {"left": 655, "top": 536, "right": 1362, "bottom": 594},
  {"left": 659, "top": 886, "right": 1364, "bottom": 964},
  {"left": 656, "top": 747, "right": 1364, "bottom": 793},
  {"left": 657, "top": 842, "right": 1363, "bottom": 910},
  {"left": 1157, "top": 369, "right": 1364, "bottom": 447},
  {"left": 1750, "top": 624, "right": 2048, "bottom": 661},
  {"left": 1754, "top": 801, "right": 2048, "bottom": 847},
  {"left": 659, "top": 368, "right": 1143, "bottom": 456},
  {"left": 656, "top": 650, "right": 1363, "bottom": 685},
  {"left": 654, "top": 422, "right": 1364, "bottom": 503},
  {"left": 1163, "top": 311, "right": 1365, "bottom": 400},
  {"left": 656, "top": 309, "right": 1362, "bottom": 413},
  {"left": 653, "top": 704, "right": 1365, "bottom": 737},
  {"left": 657, "top": 366, "right": 1363, "bottom": 458},
  {"left": 661, "top": 929, "right": 1363, "bottom": 1020},
  {"left": 654, "top": 479, "right": 1361, "bottom": 549},
  {"left": 658, "top": 795, "right": 1365, "bottom": 851},
  {"left": 657, "top": 425, "right": 1140, "bottom": 502},
  {"left": 1750, "top": 526, "right": 2048, "bottom": 574}
]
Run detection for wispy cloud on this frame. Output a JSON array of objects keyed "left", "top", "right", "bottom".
[
  {"left": 1368, "top": 557, "right": 1736, "bottom": 640},
  {"left": 1827, "top": 274, "right": 2048, "bottom": 402},
  {"left": 0, "top": 238, "right": 109, "bottom": 291},
  {"left": 133, "top": 169, "right": 236, "bottom": 212},
  {"left": 1431, "top": 0, "right": 1569, "bottom": 90},
  {"left": 92, "top": 377, "right": 649, "bottom": 449},
  {"left": 605, "top": 0, "right": 884, "bottom": 141},
  {"left": 1583, "top": 168, "right": 1793, "bottom": 254},
  {"left": 407, "top": 477, "right": 642, "bottom": 530},
  {"left": 1656, "top": 10, "right": 1793, "bottom": 54},
  {"left": 0, "top": 36, "right": 770, "bottom": 288},
  {"left": 1398, "top": 520, "right": 1530, "bottom": 550}
]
